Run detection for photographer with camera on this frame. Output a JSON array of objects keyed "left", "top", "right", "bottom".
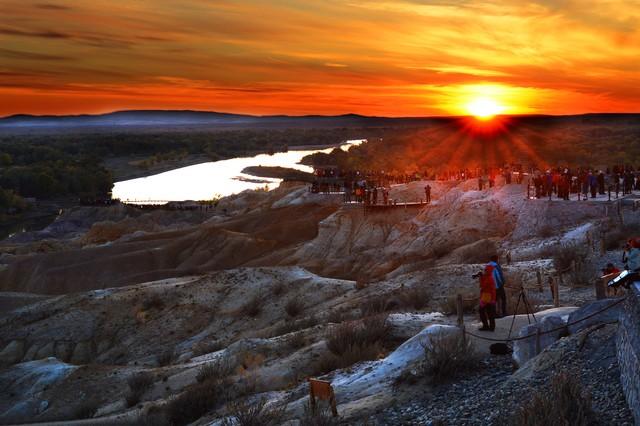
[{"left": 474, "top": 262, "right": 497, "bottom": 332}]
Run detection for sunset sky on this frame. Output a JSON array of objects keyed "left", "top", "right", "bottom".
[{"left": 1, "top": 0, "right": 639, "bottom": 117}]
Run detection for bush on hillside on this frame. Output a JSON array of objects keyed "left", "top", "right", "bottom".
[
  {"left": 513, "top": 372, "right": 595, "bottom": 426},
  {"left": 240, "top": 294, "right": 262, "bottom": 317},
  {"left": 126, "top": 372, "right": 154, "bottom": 407},
  {"left": 420, "top": 331, "right": 479, "bottom": 384},
  {"left": 316, "top": 315, "right": 388, "bottom": 374},
  {"left": 222, "top": 397, "right": 286, "bottom": 426},
  {"left": 166, "top": 380, "right": 222, "bottom": 426},
  {"left": 196, "top": 358, "right": 235, "bottom": 384},
  {"left": 285, "top": 297, "right": 304, "bottom": 317},
  {"left": 156, "top": 348, "right": 177, "bottom": 367}
]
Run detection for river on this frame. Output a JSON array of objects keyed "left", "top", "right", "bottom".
[{"left": 112, "top": 139, "right": 364, "bottom": 203}]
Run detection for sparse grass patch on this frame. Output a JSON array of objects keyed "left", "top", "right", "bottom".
[
  {"left": 420, "top": 331, "right": 479, "bottom": 384},
  {"left": 222, "top": 397, "right": 286, "bottom": 426},
  {"left": 512, "top": 372, "right": 595, "bottom": 426},
  {"left": 126, "top": 372, "right": 154, "bottom": 407},
  {"left": 285, "top": 297, "right": 304, "bottom": 317}
]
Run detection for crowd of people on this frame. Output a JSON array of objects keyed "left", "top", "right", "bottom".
[{"left": 528, "top": 166, "right": 640, "bottom": 200}]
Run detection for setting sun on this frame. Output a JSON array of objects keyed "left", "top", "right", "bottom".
[{"left": 466, "top": 97, "right": 504, "bottom": 120}]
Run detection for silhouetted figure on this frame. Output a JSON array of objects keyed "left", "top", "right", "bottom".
[{"left": 425, "top": 185, "right": 431, "bottom": 203}]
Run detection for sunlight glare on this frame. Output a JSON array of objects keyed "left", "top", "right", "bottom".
[{"left": 466, "top": 97, "right": 504, "bottom": 120}]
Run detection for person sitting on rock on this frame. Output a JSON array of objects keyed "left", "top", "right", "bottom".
[
  {"left": 623, "top": 238, "right": 640, "bottom": 272},
  {"left": 478, "top": 263, "right": 497, "bottom": 332},
  {"left": 602, "top": 262, "right": 622, "bottom": 296}
]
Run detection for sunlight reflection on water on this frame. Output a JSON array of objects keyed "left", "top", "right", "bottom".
[{"left": 112, "top": 139, "right": 364, "bottom": 203}]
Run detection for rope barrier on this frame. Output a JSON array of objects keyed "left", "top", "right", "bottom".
[{"left": 463, "top": 296, "right": 627, "bottom": 343}]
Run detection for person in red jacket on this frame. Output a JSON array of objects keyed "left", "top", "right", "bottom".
[{"left": 478, "top": 263, "right": 497, "bottom": 331}]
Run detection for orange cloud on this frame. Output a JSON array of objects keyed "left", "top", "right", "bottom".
[{"left": 0, "top": 0, "right": 639, "bottom": 116}]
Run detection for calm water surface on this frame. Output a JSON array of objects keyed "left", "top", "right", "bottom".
[{"left": 112, "top": 139, "right": 364, "bottom": 202}]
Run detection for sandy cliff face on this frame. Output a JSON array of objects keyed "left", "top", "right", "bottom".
[{"left": 289, "top": 183, "right": 519, "bottom": 280}]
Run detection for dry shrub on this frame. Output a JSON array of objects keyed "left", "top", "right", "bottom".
[
  {"left": 137, "top": 405, "right": 170, "bottom": 426},
  {"left": 551, "top": 243, "right": 597, "bottom": 287},
  {"left": 420, "top": 331, "right": 478, "bottom": 384},
  {"left": 359, "top": 295, "right": 390, "bottom": 316},
  {"left": 317, "top": 315, "right": 388, "bottom": 373},
  {"left": 142, "top": 295, "right": 165, "bottom": 311},
  {"left": 396, "top": 286, "right": 431, "bottom": 310},
  {"left": 237, "top": 352, "right": 265, "bottom": 374},
  {"left": 538, "top": 224, "right": 554, "bottom": 238},
  {"left": 452, "top": 239, "right": 499, "bottom": 264},
  {"left": 360, "top": 287, "right": 432, "bottom": 317},
  {"left": 505, "top": 288, "right": 543, "bottom": 314},
  {"left": 285, "top": 297, "right": 304, "bottom": 317},
  {"left": 156, "top": 348, "right": 177, "bottom": 367},
  {"left": 222, "top": 397, "right": 286, "bottom": 426},
  {"left": 288, "top": 332, "right": 307, "bottom": 350},
  {"left": 552, "top": 243, "right": 589, "bottom": 272},
  {"left": 298, "top": 403, "right": 339, "bottom": 426},
  {"left": 196, "top": 358, "right": 234, "bottom": 384},
  {"left": 272, "top": 315, "right": 320, "bottom": 337},
  {"left": 513, "top": 372, "right": 595, "bottom": 426},
  {"left": 74, "top": 398, "right": 100, "bottom": 419},
  {"left": 126, "top": 372, "right": 154, "bottom": 407},
  {"left": 272, "top": 281, "right": 287, "bottom": 296},
  {"left": 166, "top": 380, "right": 222, "bottom": 426},
  {"left": 604, "top": 223, "right": 638, "bottom": 251},
  {"left": 240, "top": 294, "right": 262, "bottom": 317},
  {"left": 193, "top": 339, "right": 226, "bottom": 356},
  {"left": 437, "top": 294, "right": 476, "bottom": 315}
]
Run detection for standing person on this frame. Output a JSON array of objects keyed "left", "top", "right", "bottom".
[
  {"left": 588, "top": 172, "right": 597, "bottom": 198},
  {"left": 372, "top": 187, "right": 378, "bottom": 205},
  {"left": 490, "top": 255, "right": 507, "bottom": 317},
  {"left": 477, "top": 263, "right": 497, "bottom": 331},
  {"left": 425, "top": 184, "right": 431, "bottom": 203},
  {"left": 598, "top": 171, "right": 606, "bottom": 195}
]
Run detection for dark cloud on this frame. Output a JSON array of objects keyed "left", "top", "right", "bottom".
[
  {"left": 35, "top": 3, "right": 71, "bottom": 10},
  {"left": 0, "top": 48, "right": 73, "bottom": 61},
  {"left": 0, "top": 27, "right": 70, "bottom": 39}
]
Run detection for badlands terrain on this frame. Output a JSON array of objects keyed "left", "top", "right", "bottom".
[{"left": 0, "top": 178, "right": 637, "bottom": 425}]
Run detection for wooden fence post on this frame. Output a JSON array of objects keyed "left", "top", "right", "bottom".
[{"left": 456, "top": 294, "right": 464, "bottom": 328}]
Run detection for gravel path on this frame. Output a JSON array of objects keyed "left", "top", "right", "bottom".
[{"left": 373, "top": 323, "right": 633, "bottom": 425}]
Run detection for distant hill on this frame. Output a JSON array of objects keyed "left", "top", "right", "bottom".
[
  {"left": 0, "top": 110, "right": 440, "bottom": 130},
  {"left": 1, "top": 109, "right": 638, "bottom": 131}
]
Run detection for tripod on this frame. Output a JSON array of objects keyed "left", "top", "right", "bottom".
[{"left": 506, "top": 285, "right": 538, "bottom": 341}]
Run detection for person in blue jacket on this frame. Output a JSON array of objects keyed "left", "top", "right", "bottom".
[{"left": 489, "top": 255, "right": 507, "bottom": 317}]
